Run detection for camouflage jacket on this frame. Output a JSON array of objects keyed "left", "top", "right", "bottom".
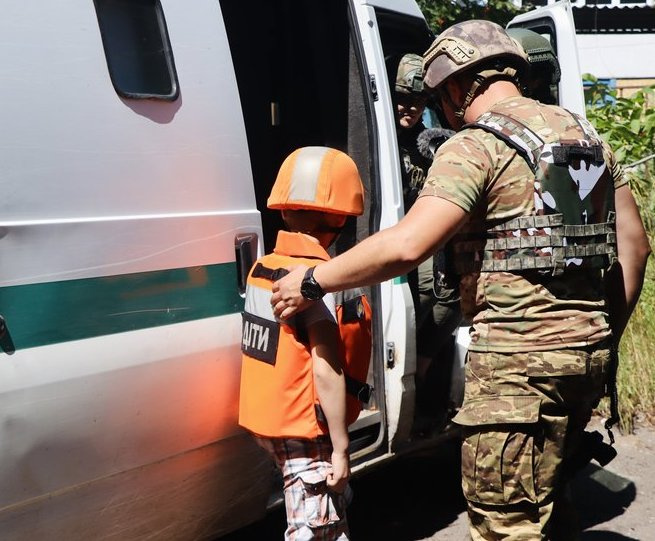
[{"left": 419, "top": 96, "right": 627, "bottom": 353}]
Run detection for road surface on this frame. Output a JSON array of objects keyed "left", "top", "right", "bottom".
[{"left": 222, "top": 417, "right": 655, "bottom": 540}]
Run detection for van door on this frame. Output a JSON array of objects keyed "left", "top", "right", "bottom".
[
  {"left": 508, "top": 0, "right": 586, "bottom": 115},
  {"left": 350, "top": 0, "right": 436, "bottom": 448},
  {"left": 219, "top": 0, "right": 394, "bottom": 466}
]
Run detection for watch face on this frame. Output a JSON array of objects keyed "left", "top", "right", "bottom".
[
  {"left": 301, "top": 268, "right": 323, "bottom": 300},
  {"left": 300, "top": 280, "right": 320, "bottom": 301}
]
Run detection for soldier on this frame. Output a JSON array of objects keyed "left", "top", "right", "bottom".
[
  {"left": 391, "top": 53, "right": 433, "bottom": 210},
  {"left": 270, "top": 20, "right": 650, "bottom": 540},
  {"left": 507, "top": 28, "right": 561, "bottom": 104}
]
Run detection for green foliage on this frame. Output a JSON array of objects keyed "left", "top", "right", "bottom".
[
  {"left": 584, "top": 75, "right": 655, "bottom": 165},
  {"left": 585, "top": 75, "right": 655, "bottom": 432},
  {"left": 584, "top": 75, "right": 655, "bottom": 233},
  {"left": 416, "top": 0, "right": 531, "bottom": 31}
]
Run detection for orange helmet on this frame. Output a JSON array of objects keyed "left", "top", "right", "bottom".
[{"left": 267, "top": 147, "right": 364, "bottom": 216}]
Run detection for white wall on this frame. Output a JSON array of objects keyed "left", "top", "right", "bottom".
[{"left": 577, "top": 33, "right": 655, "bottom": 79}]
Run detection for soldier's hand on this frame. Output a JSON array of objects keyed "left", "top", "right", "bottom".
[{"left": 271, "top": 265, "right": 311, "bottom": 319}]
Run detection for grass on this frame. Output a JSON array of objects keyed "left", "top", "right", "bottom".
[{"left": 595, "top": 166, "right": 655, "bottom": 434}]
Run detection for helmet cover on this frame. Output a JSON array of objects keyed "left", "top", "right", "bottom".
[{"left": 268, "top": 147, "right": 364, "bottom": 216}]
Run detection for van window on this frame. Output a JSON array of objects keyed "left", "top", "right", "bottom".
[{"left": 94, "top": 0, "right": 179, "bottom": 100}]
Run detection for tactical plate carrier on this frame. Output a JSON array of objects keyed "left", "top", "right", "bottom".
[{"left": 455, "top": 110, "right": 617, "bottom": 276}]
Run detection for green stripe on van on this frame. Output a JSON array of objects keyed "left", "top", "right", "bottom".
[{"left": 0, "top": 263, "right": 243, "bottom": 351}]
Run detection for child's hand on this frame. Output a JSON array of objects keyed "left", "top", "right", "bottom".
[{"left": 327, "top": 451, "right": 350, "bottom": 493}]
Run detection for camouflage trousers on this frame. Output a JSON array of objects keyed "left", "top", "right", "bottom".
[{"left": 453, "top": 345, "right": 611, "bottom": 541}]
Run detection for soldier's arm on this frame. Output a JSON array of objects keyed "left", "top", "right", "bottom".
[
  {"left": 308, "top": 318, "right": 350, "bottom": 492},
  {"left": 606, "top": 184, "right": 651, "bottom": 342},
  {"left": 271, "top": 196, "right": 468, "bottom": 319},
  {"left": 271, "top": 133, "right": 487, "bottom": 320}
]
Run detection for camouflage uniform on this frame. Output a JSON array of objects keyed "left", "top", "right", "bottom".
[
  {"left": 419, "top": 96, "right": 626, "bottom": 540},
  {"left": 394, "top": 53, "right": 432, "bottom": 210}
]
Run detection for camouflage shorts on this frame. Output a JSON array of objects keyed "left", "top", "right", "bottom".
[{"left": 452, "top": 346, "right": 611, "bottom": 539}]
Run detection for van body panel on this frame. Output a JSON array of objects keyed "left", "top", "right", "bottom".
[
  {"left": 0, "top": 0, "right": 267, "bottom": 537},
  {"left": 0, "top": 262, "right": 243, "bottom": 350},
  {"left": 2, "top": 1, "right": 257, "bottom": 221},
  {"left": 0, "top": 213, "right": 259, "bottom": 288},
  {"left": 0, "top": 317, "right": 271, "bottom": 539}
]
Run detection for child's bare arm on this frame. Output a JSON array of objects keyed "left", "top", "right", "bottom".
[{"left": 308, "top": 319, "right": 350, "bottom": 492}]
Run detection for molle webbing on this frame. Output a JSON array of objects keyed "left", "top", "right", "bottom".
[
  {"left": 454, "top": 212, "right": 617, "bottom": 274},
  {"left": 552, "top": 144, "right": 604, "bottom": 166},
  {"left": 465, "top": 111, "right": 543, "bottom": 170}
]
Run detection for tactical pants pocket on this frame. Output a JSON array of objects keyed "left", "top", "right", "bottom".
[{"left": 456, "top": 395, "right": 542, "bottom": 506}]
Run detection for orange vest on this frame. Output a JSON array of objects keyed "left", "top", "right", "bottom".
[{"left": 238, "top": 232, "right": 372, "bottom": 439}]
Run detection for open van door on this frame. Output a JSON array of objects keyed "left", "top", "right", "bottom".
[
  {"left": 349, "top": 0, "right": 435, "bottom": 449},
  {"left": 508, "top": 0, "right": 586, "bottom": 115}
]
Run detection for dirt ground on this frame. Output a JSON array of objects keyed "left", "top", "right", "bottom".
[
  {"left": 224, "top": 416, "right": 655, "bottom": 540},
  {"left": 348, "top": 417, "right": 655, "bottom": 541}
]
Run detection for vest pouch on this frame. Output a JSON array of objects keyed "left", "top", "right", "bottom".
[{"left": 336, "top": 290, "right": 373, "bottom": 426}]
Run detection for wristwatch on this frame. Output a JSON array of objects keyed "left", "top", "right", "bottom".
[{"left": 300, "top": 266, "right": 325, "bottom": 301}]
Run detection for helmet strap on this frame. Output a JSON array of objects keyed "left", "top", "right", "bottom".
[{"left": 455, "top": 65, "right": 520, "bottom": 119}]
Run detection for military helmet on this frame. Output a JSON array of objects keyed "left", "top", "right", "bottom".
[
  {"left": 267, "top": 147, "right": 364, "bottom": 216},
  {"left": 395, "top": 53, "right": 425, "bottom": 95},
  {"left": 506, "top": 28, "right": 561, "bottom": 87},
  {"left": 423, "top": 20, "right": 529, "bottom": 90}
]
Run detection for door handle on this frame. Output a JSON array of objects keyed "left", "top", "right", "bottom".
[
  {"left": 234, "top": 233, "right": 258, "bottom": 295},
  {"left": 0, "top": 315, "right": 15, "bottom": 355}
]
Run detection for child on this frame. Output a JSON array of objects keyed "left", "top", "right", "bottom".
[{"left": 239, "top": 147, "right": 372, "bottom": 540}]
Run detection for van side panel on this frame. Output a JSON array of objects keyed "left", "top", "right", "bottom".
[{"left": 0, "top": 1, "right": 269, "bottom": 538}]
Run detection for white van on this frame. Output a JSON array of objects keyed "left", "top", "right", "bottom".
[{"left": 0, "top": 1, "right": 584, "bottom": 538}]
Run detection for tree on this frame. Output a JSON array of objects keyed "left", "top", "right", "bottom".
[
  {"left": 584, "top": 75, "right": 655, "bottom": 231},
  {"left": 416, "top": 0, "right": 531, "bottom": 32}
]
